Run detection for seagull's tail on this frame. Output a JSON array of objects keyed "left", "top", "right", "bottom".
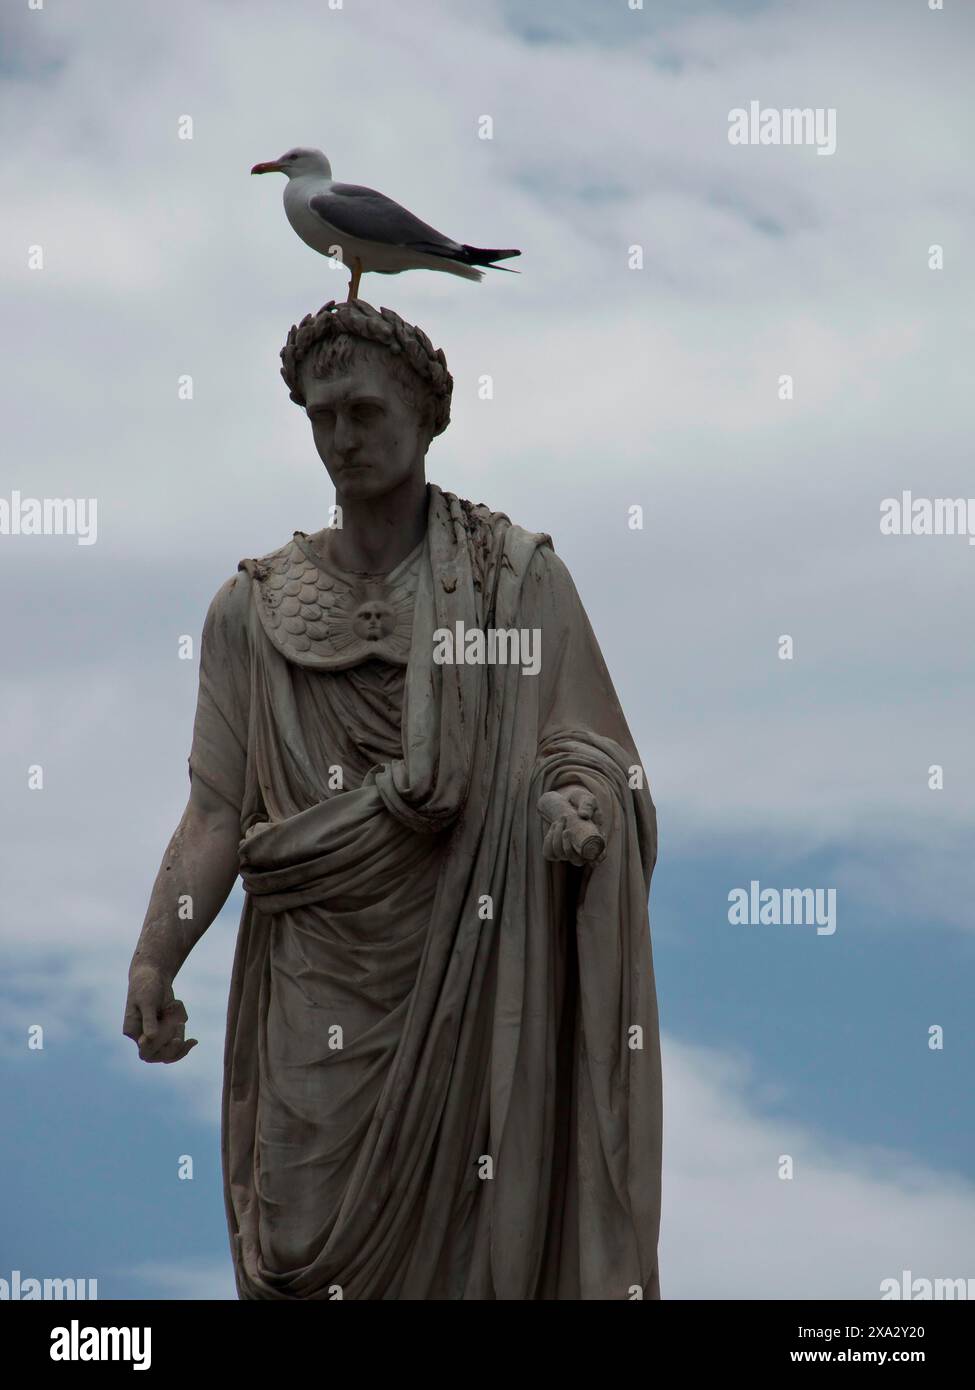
[{"left": 458, "top": 245, "right": 522, "bottom": 273}]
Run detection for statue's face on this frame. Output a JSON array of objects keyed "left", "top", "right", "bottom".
[
  {"left": 301, "top": 351, "right": 430, "bottom": 502},
  {"left": 352, "top": 599, "right": 394, "bottom": 641}
]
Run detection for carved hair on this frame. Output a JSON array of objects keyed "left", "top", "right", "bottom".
[{"left": 280, "top": 299, "right": 453, "bottom": 437}]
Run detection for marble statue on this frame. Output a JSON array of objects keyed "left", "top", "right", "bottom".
[{"left": 123, "top": 299, "right": 663, "bottom": 1300}]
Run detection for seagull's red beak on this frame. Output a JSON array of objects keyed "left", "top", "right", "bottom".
[{"left": 251, "top": 160, "right": 284, "bottom": 175}]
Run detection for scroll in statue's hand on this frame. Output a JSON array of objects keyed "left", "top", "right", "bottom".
[
  {"left": 123, "top": 964, "right": 198, "bottom": 1064},
  {"left": 538, "top": 786, "right": 608, "bottom": 867}
]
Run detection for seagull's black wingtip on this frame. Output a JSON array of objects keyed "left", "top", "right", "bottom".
[{"left": 460, "top": 245, "right": 522, "bottom": 267}]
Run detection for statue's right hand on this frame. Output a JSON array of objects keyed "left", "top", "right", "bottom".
[{"left": 123, "top": 965, "right": 198, "bottom": 1064}]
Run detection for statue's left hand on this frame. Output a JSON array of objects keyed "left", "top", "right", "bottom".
[
  {"left": 123, "top": 964, "right": 198, "bottom": 1064},
  {"left": 538, "top": 786, "right": 608, "bottom": 866}
]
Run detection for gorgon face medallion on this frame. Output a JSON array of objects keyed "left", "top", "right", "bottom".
[{"left": 246, "top": 533, "right": 420, "bottom": 670}]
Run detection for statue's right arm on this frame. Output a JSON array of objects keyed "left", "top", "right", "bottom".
[{"left": 122, "top": 774, "right": 241, "bottom": 1064}]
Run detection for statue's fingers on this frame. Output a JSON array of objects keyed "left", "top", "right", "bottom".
[
  {"left": 139, "top": 1031, "right": 171, "bottom": 1062},
  {"left": 565, "top": 813, "right": 606, "bottom": 864},
  {"left": 149, "top": 1020, "right": 186, "bottom": 1059},
  {"left": 161, "top": 1037, "right": 197, "bottom": 1065},
  {"left": 165, "top": 1018, "right": 187, "bottom": 1048},
  {"left": 137, "top": 1006, "right": 161, "bottom": 1052},
  {"left": 122, "top": 1002, "right": 145, "bottom": 1042},
  {"left": 138, "top": 1037, "right": 163, "bottom": 1063},
  {"left": 139, "top": 1013, "right": 184, "bottom": 1061},
  {"left": 161, "top": 999, "right": 188, "bottom": 1025},
  {"left": 569, "top": 789, "right": 598, "bottom": 820}
]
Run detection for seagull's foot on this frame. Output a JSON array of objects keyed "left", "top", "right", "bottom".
[{"left": 346, "top": 258, "right": 363, "bottom": 302}]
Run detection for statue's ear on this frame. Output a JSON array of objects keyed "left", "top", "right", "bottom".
[{"left": 418, "top": 402, "right": 436, "bottom": 447}]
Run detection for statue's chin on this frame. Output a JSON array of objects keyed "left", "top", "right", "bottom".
[
  {"left": 334, "top": 474, "right": 381, "bottom": 501},
  {"left": 325, "top": 456, "right": 423, "bottom": 504}
]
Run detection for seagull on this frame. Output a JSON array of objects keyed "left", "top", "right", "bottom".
[{"left": 251, "top": 147, "right": 521, "bottom": 300}]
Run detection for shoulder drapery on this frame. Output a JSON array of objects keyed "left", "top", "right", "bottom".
[{"left": 188, "top": 484, "right": 662, "bottom": 1299}]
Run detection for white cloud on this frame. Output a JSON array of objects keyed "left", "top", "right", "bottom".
[{"left": 663, "top": 1038, "right": 975, "bottom": 1299}]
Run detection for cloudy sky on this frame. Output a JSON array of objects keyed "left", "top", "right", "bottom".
[{"left": 1, "top": 0, "right": 973, "bottom": 1299}]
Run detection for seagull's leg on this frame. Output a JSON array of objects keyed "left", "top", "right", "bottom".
[{"left": 347, "top": 258, "right": 363, "bottom": 302}]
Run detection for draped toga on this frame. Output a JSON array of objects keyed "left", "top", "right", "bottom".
[{"left": 188, "top": 483, "right": 663, "bottom": 1300}]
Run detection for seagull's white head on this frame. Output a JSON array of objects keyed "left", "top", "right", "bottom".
[{"left": 250, "top": 147, "right": 332, "bottom": 180}]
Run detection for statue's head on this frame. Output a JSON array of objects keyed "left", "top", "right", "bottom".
[{"left": 280, "top": 300, "right": 453, "bottom": 502}]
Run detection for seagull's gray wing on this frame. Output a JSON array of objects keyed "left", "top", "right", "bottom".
[{"left": 309, "top": 183, "right": 463, "bottom": 257}]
